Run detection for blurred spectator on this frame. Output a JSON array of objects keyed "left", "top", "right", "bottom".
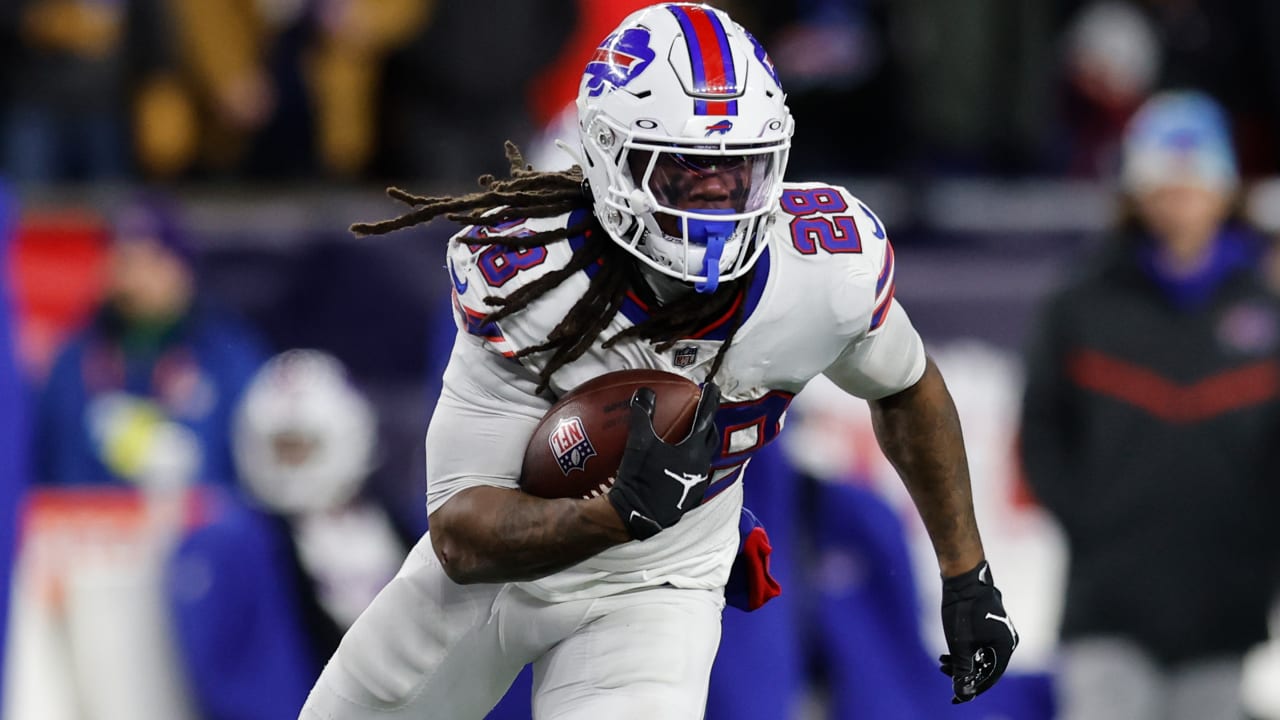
[
  {"left": 165, "top": 0, "right": 434, "bottom": 180},
  {"left": 32, "top": 194, "right": 267, "bottom": 488},
  {"left": 167, "top": 349, "right": 404, "bottom": 720},
  {"left": 1058, "top": 0, "right": 1280, "bottom": 178},
  {"left": 1020, "top": 91, "right": 1280, "bottom": 720},
  {"left": 0, "top": 179, "right": 24, "bottom": 710},
  {"left": 167, "top": 0, "right": 315, "bottom": 179},
  {"left": 1057, "top": 1, "right": 1159, "bottom": 177},
  {"left": 307, "top": 0, "right": 432, "bottom": 179},
  {"left": 0, "top": 0, "right": 179, "bottom": 182}
]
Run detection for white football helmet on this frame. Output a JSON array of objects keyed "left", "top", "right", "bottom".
[
  {"left": 577, "top": 3, "right": 793, "bottom": 292},
  {"left": 233, "top": 350, "right": 377, "bottom": 515}
]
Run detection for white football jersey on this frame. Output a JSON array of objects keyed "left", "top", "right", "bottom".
[{"left": 425, "top": 182, "right": 926, "bottom": 602}]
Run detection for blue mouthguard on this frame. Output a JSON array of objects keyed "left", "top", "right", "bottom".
[{"left": 687, "top": 209, "right": 736, "bottom": 293}]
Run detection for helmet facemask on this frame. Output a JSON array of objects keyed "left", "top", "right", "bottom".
[{"left": 584, "top": 112, "right": 790, "bottom": 293}]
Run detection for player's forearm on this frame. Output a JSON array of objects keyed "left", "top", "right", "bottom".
[
  {"left": 869, "top": 357, "right": 985, "bottom": 577},
  {"left": 429, "top": 485, "right": 631, "bottom": 584}
]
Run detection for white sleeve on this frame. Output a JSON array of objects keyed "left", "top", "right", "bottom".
[
  {"left": 822, "top": 300, "right": 927, "bottom": 400},
  {"left": 424, "top": 333, "right": 552, "bottom": 515}
]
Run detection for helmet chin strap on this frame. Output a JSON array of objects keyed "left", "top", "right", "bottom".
[{"left": 687, "top": 209, "right": 736, "bottom": 293}]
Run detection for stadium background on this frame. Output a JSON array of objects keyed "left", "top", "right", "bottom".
[{"left": 2, "top": 0, "right": 1280, "bottom": 718}]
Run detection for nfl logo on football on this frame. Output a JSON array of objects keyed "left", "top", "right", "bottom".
[
  {"left": 549, "top": 416, "right": 597, "bottom": 474},
  {"left": 673, "top": 346, "right": 698, "bottom": 368}
]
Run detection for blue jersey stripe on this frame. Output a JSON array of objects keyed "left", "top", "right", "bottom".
[{"left": 875, "top": 241, "right": 894, "bottom": 297}]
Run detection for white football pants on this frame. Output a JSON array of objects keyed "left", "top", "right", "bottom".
[{"left": 299, "top": 532, "right": 724, "bottom": 720}]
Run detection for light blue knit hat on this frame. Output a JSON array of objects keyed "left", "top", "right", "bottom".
[{"left": 1121, "top": 90, "right": 1239, "bottom": 192}]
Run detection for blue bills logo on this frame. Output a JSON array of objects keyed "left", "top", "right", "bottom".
[
  {"left": 549, "top": 416, "right": 597, "bottom": 474},
  {"left": 704, "top": 120, "right": 733, "bottom": 136},
  {"left": 584, "top": 27, "right": 655, "bottom": 97},
  {"left": 673, "top": 346, "right": 699, "bottom": 368}
]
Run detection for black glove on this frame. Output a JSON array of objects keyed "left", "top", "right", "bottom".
[
  {"left": 607, "top": 383, "right": 721, "bottom": 540},
  {"left": 939, "top": 560, "right": 1018, "bottom": 704}
]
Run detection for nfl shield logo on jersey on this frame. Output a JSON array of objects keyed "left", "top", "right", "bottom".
[
  {"left": 549, "top": 416, "right": 597, "bottom": 474},
  {"left": 673, "top": 346, "right": 698, "bottom": 368}
]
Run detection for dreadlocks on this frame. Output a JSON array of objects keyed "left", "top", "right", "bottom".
[{"left": 354, "top": 141, "right": 753, "bottom": 392}]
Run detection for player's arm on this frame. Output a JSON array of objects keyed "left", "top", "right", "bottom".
[
  {"left": 824, "top": 300, "right": 1016, "bottom": 703},
  {"left": 426, "top": 336, "right": 719, "bottom": 584},
  {"left": 822, "top": 303, "right": 983, "bottom": 575},
  {"left": 867, "top": 356, "right": 984, "bottom": 575},
  {"left": 425, "top": 337, "right": 630, "bottom": 584},
  {"left": 431, "top": 488, "right": 630, "bottom": 584}
]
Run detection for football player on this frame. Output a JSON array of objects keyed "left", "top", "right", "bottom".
[
  {"left": 301, "top": 4, "right": 1016, "bottom": 718},
  {"left": 170, "top": 350, "right": 405, "bottom": 719}
]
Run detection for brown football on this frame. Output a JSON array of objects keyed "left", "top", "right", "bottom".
[{"left": 519, "top": 369, "right": 702, "bottom": 500}]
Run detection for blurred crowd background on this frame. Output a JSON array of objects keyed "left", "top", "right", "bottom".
[
  {"left": 3, "top": 0, "right": 1280, "bottom": 719},
  {"left": 6, "top": 0, "right": 1280, "bottom": 186}
]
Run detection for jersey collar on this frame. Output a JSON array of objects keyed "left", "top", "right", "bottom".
[{"left": 567, "top": 208, "right": 770, "bottom": 342}]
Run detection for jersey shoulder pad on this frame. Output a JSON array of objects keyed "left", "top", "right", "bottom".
[
  {"left": 446, "top": 213, "right": 574, "bottom": 301},
  {"left": 445, "top": 212, "right": 579, "bottom": 357},
  {"left": 774, "top": 182, "right": 890, "bottom": 258},
  {"left": 771, "top": 182, "right": 897, "bottom": 333}
]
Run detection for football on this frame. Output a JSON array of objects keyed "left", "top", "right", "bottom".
[{"left": 520, "top": 369, "right": 703, "bottom": 500}]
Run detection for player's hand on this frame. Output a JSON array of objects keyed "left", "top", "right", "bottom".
[
  {"left": 608, "top": 382, "right": 721, "bottom": 540},
  {"left": 939, "top": 560, "right": 1018, "bottom": 704}
]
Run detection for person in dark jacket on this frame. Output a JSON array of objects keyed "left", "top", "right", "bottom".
[
  {"left": 33, "top": 195, "right": 267, "bottom": 488},
  {"left": 1020, "top": 90, "right": 1280, "bottom": 720}
]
